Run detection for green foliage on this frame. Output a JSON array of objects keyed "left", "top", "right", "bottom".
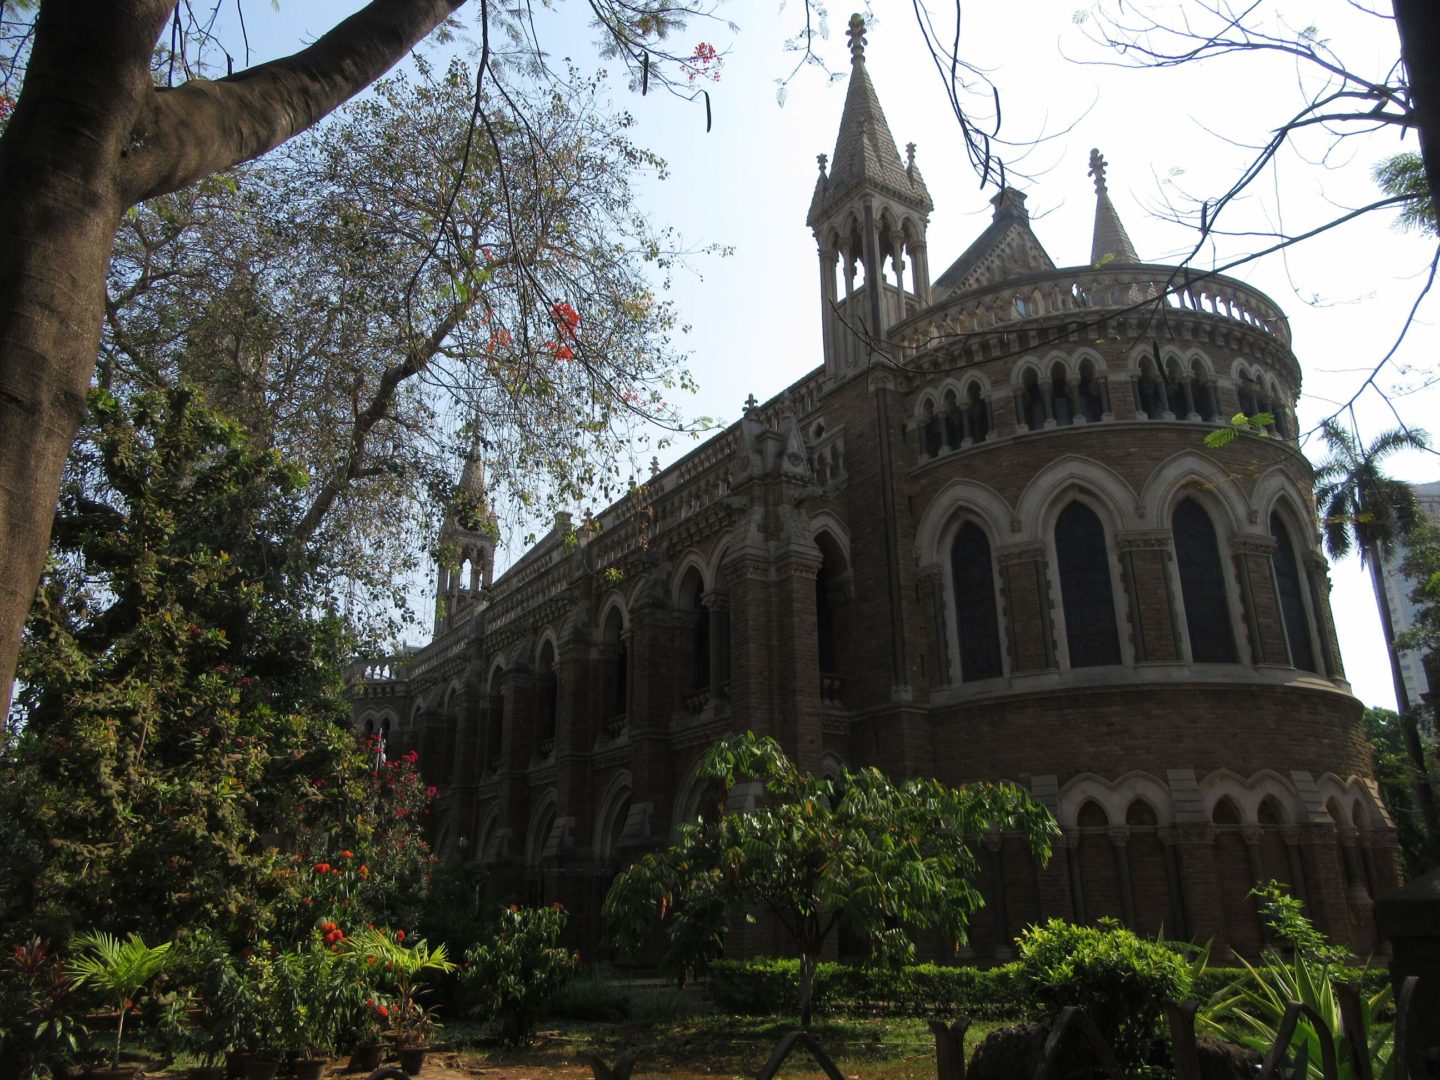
[
  {"left": 1, "top": 389, "right": 436, "bottom": 945},
  {"left": 1204, "top": 410, "right": 1276, "bottom": 448},
  {"left": 462, "top": 904, "right": 579, "bottom": 1046},
  {"left": 65, "top": 931, "right": 173, "bottom": 1069},
  {"left": 1200, "top": 883, "right": 1393, "bottom": 1080},
  {"left": 0, "top": 938, "right": 86, "bottom": 1077},
  {"left": 605, "top": 733, "right": 1058, "bottom": 1026},
  {"left": 351, "top": 928, "right": 455, "bottom": 1047},
  {"left": 271, "top": 936, "right": 361, "bottom": 1057},
  {"left": 546, "top": 967, "right": 634, "bottom": 1023},
  {"left": 1016, "top": 919, "right": 1192, "bottom": 1068},
  {"left": 1373, "top": 152, "right": 1437, "bottom": 235},
  {"left": 707, "top": 957, "right": 1033, "bottom": 1020},
  {"left": 1363, "top": 707, "right": 1437, "bottom": 875},
  {"left": 1313, "top": 420, "right": 1429, "bottom": 566}
]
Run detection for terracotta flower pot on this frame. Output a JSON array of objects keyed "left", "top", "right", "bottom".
[
  {"left": 224, "top": 1051, "right": 253, "bottom": 1080},
  {"left": 396, "top": 1045, "right": 428, "bottom": 1075},
  {"left": 242, "top": 1057, "right": 281, "bottom": 1080},
  {"left": 347, "top": 1043, "right": 383, "bottom": 1072},
  {"left": 292, "top": 1058, "right": 327, "bottom": 1080}
]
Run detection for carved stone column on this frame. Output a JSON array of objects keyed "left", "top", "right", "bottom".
[
  {"left": 1280, "top": 825, "right": 1309, "bottom": 902},
  {"left": 918, "top": 564, "right": 951, "bottom": 689},
  {"left": 1160, "top": 830, "right": 1189, "bottom": 940},
  {"left": 1231, "top": 534, "right": 1287, "bottom": 666},
  {"left": 1174, "top": 824, "right": 1229, "bottom": 958},
  {"left": 1110, "top": 826, "right": 1137, "bottom": 929},
  {"left": 985, "top": 832, "right": 1012, "bottom": 959},
  {"left": 1302, "top": 551, "right": 1346, "bottom": 679},
  {"left": 996, "top": 543, "right": 1055, "bottom": 674},
  {"left": 1064, "top": 832, "right": 1087, "bottom": 924},
  {"left": 1116, "top": 531, "right": 1180, "bottom": 663}
]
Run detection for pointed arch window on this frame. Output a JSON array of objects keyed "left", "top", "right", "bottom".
[
  {"left": 1172, "top": 498, "right": 1238, "bottom": 663},
  {"left": 1269, "top": 513, "right": 1317, "bottom": 672},
  {"left": 1055, "top": 502, "right": 1122, "bottom": 667},
  {"left": 951, "top": 522, "right": 1003, "bottom": 681}
]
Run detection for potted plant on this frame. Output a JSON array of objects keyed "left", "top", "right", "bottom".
[
  {"left": 65, "top": 930, "right": 173, "bottom": 1079},
  {"left": 343, "top": 992, "right": 392, "bottom": 1072},
  {"left": 274, "top": 935, "right": 353, "bottom": 1080},
  {"left": 163, "top": 932, "right": 235, "bottom": 1080},
  {"left": 213, "top": 948, "right": 283, "bottom": 1080},
  {"left": 354, "top": 929, "right": 455, "bottom": 1076}
]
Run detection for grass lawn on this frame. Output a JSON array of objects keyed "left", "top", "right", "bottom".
[{"left": 448, "top": 1013, "right": 1006, "bottom": 1079}]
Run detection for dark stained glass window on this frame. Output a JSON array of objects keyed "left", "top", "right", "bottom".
[
  {"left": 951, "top": 522, "right": 1003, "bottom": 681},
  {"left": 1055, "top": 502, "right": 1122, "bottom": 667},
  {"left": 1270, "top": 513, "right": 1317, "bottom": 672},
  {"left": 1172, "top": 498, "right": 1238, "bottom": 663}
]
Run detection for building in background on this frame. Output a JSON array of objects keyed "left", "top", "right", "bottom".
[
  {"left": 351, "top": 17, "right": 1398, "bottom": 961},
  {"left": 1380, "top": 480, "right": 1440, "bottom": 709}
]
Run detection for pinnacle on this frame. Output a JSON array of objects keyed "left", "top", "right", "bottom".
[{"left": 1088, "top": 147, "right": 1140, "bottom": 266}]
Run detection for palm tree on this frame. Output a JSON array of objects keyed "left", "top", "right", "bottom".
[
  {"left": 66, "top": 931, "right": 173, "bottom": 1071},
  {"left": 1313, "top": 419, "right": 1437, "bottom": 842}
]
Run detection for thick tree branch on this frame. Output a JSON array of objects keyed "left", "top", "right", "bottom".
[{"left": 120, "top": 0, "right": 466, "bottom": 202}]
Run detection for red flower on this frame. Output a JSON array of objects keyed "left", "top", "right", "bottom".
[
  {"left": 425, "top": 785, "right": 438, "bottom": 797},
  {"left": 314, "top": 863, "right": 331, "bottom": 874},
  {"left": 395, "top": 930, "right": 406, "bottom": 942},
  {"left": 377, "top": 1004, "right": 390, "bottom": 1018},
  {"left": 340, "top": 850, "right": 354, "bottom": 859},
  {"left": 321, "top": 921, "right": 337, "bottom": 933},
  {"left": 554, "top": 344, "right": 574, "bottom": 361}
]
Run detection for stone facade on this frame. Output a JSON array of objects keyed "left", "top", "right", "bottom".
[{"left": 351, "top": 18, "right": 1400, "bottom": 961}]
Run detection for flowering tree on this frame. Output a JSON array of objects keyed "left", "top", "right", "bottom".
[{"left": 605, "top": 733, "right": 1059, "bottom": 1026}]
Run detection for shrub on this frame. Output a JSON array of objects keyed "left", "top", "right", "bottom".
[
  {"left": 1016, "top": 918, "right": 1191, "bottom": 1068},
  {"left": 547, "top": 968, "right": 633, "bottom": 1023},
  {"left": 706, "top": 957, "right": 1032, "bottom": 1019},
  {"left": 462, "top": 905, "right": 578, "bottom": 1046}
]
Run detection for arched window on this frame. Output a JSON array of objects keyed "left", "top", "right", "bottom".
[
  {"left": 816, "top": 560, "right": 837, "bottom": 674},
  {"left": 965, "top": 382, "right": 990, "bottom": 441},
  {"left": 1136, "top": 358, "right": 1165, "bottom": 419},
  {"left": 920, "top": 399, "right": 942, "bottom": 457},
  {"left": 1172, "top": 498, "right": 1238, "bottom": 663},
  {"left": 602, "top": 607, "right": 629, "bottom": 726},
  {"left": 1163, "top": 358, "right": 1185, "bottom": 417},
  {"left": 1055, "top": 501, "right": 1122, "bottom": 667},
  {"left": 536, "top": 640, "right": 558, "bottom": 754},
  {"left": 1050, "top": 362, "right": 1073, "bottom": 427},
  {"left": 1269, "top": 513, "right": 1317, "bottom": 672},
  {"left": 951, "top": 522, "right": 1003, "bottom": 681},
  {"left": 1238, "top": 373, "right": 1259, "bottom": 417},
  {"left": 485, "top": 670, "right": 504, "bottom": 768},
  {"left": 1022, "top": 369, "right": 1046, "bottom": 430},
  {"left": 1190, "top": 360, "right": 1217, "bottom": 421},
  {"left": 1078, "top": 360, "right": 1105, "bottom": 422},
  {"left": 943, "top": 389, "right": 964, "bottom": 450},
  {"left": 680, "top": 568, "right": 709, "bottom": 692}
]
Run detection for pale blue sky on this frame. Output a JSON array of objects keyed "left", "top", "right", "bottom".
[{"left": 226, "top": 0, "right": 1440, "bottom": 710}]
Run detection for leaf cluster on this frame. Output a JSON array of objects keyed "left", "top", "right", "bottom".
[{"left": 605, "top": 733, "right": 1058, "bottom": 1011}]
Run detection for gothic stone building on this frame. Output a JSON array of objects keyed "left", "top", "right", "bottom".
[{"left": 351, "top": 18, "right": 1399, "bottom": 961}]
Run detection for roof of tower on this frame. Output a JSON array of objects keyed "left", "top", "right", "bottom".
[
  {"left": 1088, "top": 148, "right": 1140, "bottom": 266},
  {"left": 442, "top": 431, "right": 496, "bottom": 543},
  {"left": 932, "top": 186, "right": 1056, "bottom": 295},
  {"left": 806, "top": 15, "right": 933, "bottom": 229}
]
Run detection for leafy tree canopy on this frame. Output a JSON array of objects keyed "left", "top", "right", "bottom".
[
  {"left": 102, "top": 59, "right": 709, "bottom": 633},
  {"left": 1, "top": 388, "right": 434, "bottom": 945},
  {"left": 604, "top": 732, "right": 1059, "bottom": 1025}
]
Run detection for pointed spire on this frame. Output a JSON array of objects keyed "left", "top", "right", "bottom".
[
  {"left": 457, "top": 425, "right": 487, "bottom": 498},
  {"left": 806, "top": 15, "right": 932, "bottom": 227},
  {"left": 1088, "top": 148, "right": 1140, "bottom": 266}
]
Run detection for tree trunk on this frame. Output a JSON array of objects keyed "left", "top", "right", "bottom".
[
  {"left": 1367, "top": 543, "right": 1440, "bottom": 842},
  {"left": 1392, "top": 0, "right": 1440, "bottom": 226},
  {"left": 797, "top": 952, "right": 817, "bottom": 1028},
  {"left": 0, "top": 0, "right": 465, "bottom": 728}
]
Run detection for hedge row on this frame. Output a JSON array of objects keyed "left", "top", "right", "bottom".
[{"left": 706, "top": 958, "right": 1391, "bottom": 1020}]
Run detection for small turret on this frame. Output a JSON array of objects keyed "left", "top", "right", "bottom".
[
  {"left": 808, "top": 15, "right": 934, "bottom": 377},
  {"left": 435, "top": 431, "right": 497, "bottom": 633},
  {"left": 1088, "top": 148, "right": 1140, "bottom": 267}
]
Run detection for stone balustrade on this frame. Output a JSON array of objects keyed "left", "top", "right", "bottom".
[{"left": 894, "top": 263, "right": 1291, "bottom": 357}]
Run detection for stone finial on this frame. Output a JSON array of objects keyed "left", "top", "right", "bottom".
[
  {"left": 905, "top": 142, "right": 916, "bottom": 172},
  {"left": 847, "top": 13, "right": 867, "bottom": 64},
  {"left": 816, "top": 153, "right": 828, "bottom": 176},
  {"left": 1088, "top": 147, "right": 1109, "bottom": 194},
  {"left": 649, "top": 456, "right": 661, "bottom": 478},
  {"left": 743, "top": 392, "right": 760, "bottom": 415}
]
